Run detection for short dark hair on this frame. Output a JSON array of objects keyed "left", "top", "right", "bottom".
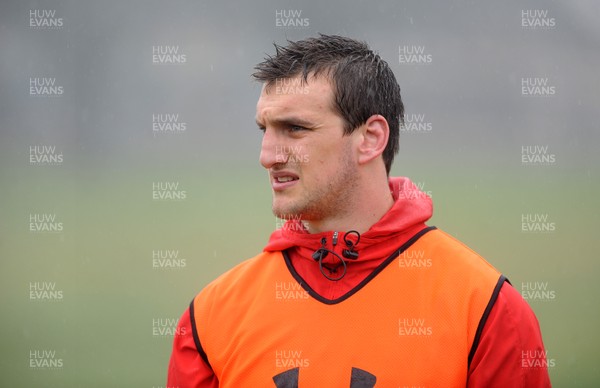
[{"left": 252, "top": 34, "right": 404, "bottom": 174}]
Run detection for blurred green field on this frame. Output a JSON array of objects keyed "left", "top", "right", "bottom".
[
  {"left": 1, "top": 161, "right": 598, "bottom": 387},
  {"left": 2, "top": 0, "right": 599, "bottom": 385}
]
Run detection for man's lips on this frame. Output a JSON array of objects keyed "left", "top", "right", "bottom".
[{"left": 270, "top": 171, "right": 299, "bottom": 191}]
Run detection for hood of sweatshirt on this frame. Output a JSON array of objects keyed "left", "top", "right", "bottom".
[{"left": 264, "top": 176, "right": 433, "bottom": 265}]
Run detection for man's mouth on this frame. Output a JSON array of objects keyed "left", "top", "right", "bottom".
[
  {"left": 276, "top": 176, "right": 297, "bottom": 183},
  {"left": 271, "top": 172, "right": 300, "bottom": 191}
]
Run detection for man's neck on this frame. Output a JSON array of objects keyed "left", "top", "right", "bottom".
[{"left": 305, "top": 180, "right": 395, "bottom": 234}]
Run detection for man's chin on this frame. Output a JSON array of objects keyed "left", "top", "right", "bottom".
[
  {"left": 273, "top": 210, "right": 303, "bottom": 221},
  {"left": 272, "top": 202, "right": 304, "bottom": 221}
]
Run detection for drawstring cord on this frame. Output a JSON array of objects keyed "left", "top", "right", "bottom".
[{"left": 311, "top": 230, "right": 361, "bottom": 281}]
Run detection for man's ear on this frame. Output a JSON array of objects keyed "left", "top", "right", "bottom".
[{"left": 357, "top": 114, "right": 390, "bottom": 166}]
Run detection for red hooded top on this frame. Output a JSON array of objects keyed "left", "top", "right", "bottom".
[{"left": 168, "top": 177, "right": 551, "bottom": 387}]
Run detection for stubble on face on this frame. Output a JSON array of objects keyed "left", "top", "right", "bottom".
[
  {"left": 272, "top": 138, "right": 359, "bottom": 224},
  {"left": 257, "top": 75, "right": 362, "bottom": 227}
]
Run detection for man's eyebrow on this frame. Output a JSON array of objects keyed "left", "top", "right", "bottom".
[{"left": 255, "top": 116, "right": 316, "bottom": 128}]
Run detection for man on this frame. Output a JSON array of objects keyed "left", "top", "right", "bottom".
[{"left": 168, "top": 35, "right": 551, "bottom": 387}]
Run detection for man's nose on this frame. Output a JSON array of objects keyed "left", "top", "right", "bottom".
[{"left": 259, "top": 128, "right": 282, "bottom": 169}]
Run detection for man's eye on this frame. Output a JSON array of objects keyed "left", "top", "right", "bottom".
[
  {"left": 257, "top": 126, "right": 266, "bottom": 133},
  {"left": 289, "top": 125, "right": 306, "bottom": 132}
]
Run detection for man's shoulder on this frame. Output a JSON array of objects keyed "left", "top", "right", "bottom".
[
  {"left": 420, "top": 228, "right": 502, "bottom": 277},
  {"left": 195, "top": 251, "right": 283, "bottom": 299},
  {"left": 219, "top": 250, "right": 281, "bottom": 278},
  {"left": 424, "top": 228, "right": 485, "bottom": 255}
]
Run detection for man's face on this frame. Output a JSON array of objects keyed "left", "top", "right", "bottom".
[{"left": 255, "top": 76, "right": 359, "bottom": 223}]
